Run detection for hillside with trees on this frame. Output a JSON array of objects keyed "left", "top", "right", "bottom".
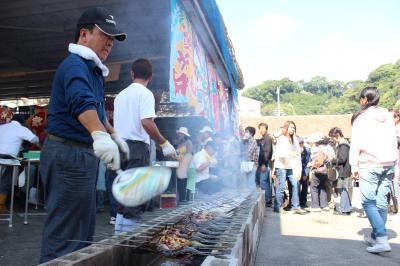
[{"left": 242, "top": 60, "right": 400, "bottom": 115}]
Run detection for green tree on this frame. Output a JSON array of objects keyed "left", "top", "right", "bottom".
[{"left": 244, "top": 60, "right": 400, "bottom": 115}]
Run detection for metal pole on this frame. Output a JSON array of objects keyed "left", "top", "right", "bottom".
[
  {"left": 277, "top": 86, "right": 281, "bottom": 117},
  {"left": 276, "top": 87, "right": 281, "bottom": 133}
]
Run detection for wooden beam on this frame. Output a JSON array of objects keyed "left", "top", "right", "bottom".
[
  {"left": 0, "top": 42, "right": 48, "bottom": 69},
  {"left": 0, "top": 0, "right": 131, "bottom": 20},
  {"left": 0, "top": 24, "right": 65, "bottom": 33}
]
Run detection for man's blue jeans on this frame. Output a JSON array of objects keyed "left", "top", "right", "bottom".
[
  {"left": 260, "top": 167, "right": 272, "bottom": 204},
  {"left": 39, "top": 140, "right": 98, "bottom": 263},
  {"left": 274, "top": 168, "right": 300, "bottom": 211},
  {"left": 359, "top": 166, "right": 394, "bottom": 238},
  {"left": 105, "top": 169, "right": 118, "bottom": 218}
]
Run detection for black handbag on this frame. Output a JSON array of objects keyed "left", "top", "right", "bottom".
[{"left": 326, "top": 160, "right": 338, "bottom": 181}]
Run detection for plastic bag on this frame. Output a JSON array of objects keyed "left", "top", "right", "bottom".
[{"left": 112, "top": 166, "right": 171, "bottom": 207}]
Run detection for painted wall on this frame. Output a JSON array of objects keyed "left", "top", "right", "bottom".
[{"left": 169, "top": 0, "right": 233, "bottom": 131}]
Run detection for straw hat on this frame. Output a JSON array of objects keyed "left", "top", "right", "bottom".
[
  {"left": 177, "top": 127, "right": 190, "bottom": 137},
  {"left": 199, "top": 126, "right": 213, "bottom": 134}
]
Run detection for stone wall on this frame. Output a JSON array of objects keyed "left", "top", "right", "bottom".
[{"left": 241, "top": 114, "right": 353, "bottom": 138}]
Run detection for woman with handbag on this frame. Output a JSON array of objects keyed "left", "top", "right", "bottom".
[
  {"left": 240, "top": 127, "right": 259, "bottom": 189},
  {"left": 329, "top": 127, "right": 352, "bottom": 215},
  {"left": 274, "top": 121, "right": 306, "bottom": 214}
]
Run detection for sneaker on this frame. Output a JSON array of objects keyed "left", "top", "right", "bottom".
[
  {"left": 357, "top": 211, "right": 367, "bottom": 218},
  {"left": 283, "top": 206, "right": 292, "bottom": 211},
  {"left": 109, "top": 217, "right": 116, "bottom": 225},
  {"left": 322, "top": 207, "right": 330, "bottom": 212},
  {"left": 309, "top": 207, "right": 321, "bottom": 212},
  {"left": 363, "top": 234, "right": 376, "bottom": 247},
  {"left": 300, "top": 206, "right": 310, "bottom": 212},
  {"left": 333, "top": 211, "right": 351, "bottom": 216},
  {"left": 366, "top": 236, "right": 391, "bottom": 253},
  {"left": 293, "top": 208, "right": 307, "bottom": 215}
]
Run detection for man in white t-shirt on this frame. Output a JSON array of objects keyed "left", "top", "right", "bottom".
[
  {"left": 108, "top": 58, "right": 176, "bottom": 231},
  {"left": 0, "top": 107, "right": 39, "bottom": 212},
  {"left": 191, "top": 141, "right": 219, "bottom": 194},
  {"left": 195, "top": 126, "right": 213, "bottom": 152}
]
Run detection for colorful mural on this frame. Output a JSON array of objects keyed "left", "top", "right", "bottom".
[
  {"left": 170, "top": 0, "right": 195, "bottom": 104},
  {"left": 169, "top": 0, "right": 232, "bottom": 131}
]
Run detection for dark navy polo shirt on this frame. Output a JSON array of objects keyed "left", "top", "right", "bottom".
[{"left": 47, "top": 53, "right": 106, "bottom": 144}]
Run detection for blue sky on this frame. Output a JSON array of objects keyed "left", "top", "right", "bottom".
[{"left": 216, "top": 0, "right": 400, "bottom": 88}]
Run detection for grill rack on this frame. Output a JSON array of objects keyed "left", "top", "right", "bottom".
[{"left": 107, "top": 192, "right": 257, "bottom": 257}]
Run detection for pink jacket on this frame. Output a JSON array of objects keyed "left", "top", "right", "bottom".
[{"left": 349, "top": 107, "right": 398, "bottom": 172}]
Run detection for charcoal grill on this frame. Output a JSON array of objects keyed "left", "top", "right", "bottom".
[{"left": 40, "top": 191, "right": 265, "bottom": 266}]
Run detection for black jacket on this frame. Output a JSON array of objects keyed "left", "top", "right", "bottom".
[
  {"left": 258, "top": 134, "right": 273, "bottom": 166},
  {"left": 331, "top": 141, "right": 351, "bottom": 178}
]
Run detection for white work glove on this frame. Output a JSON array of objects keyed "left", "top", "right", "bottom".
[
  {"left": 160, "top": 140, "right": 176, "bottom": 157},
  {"left": 111, "top": 133, "right": 130, "bottom": 161},
  {"left": 91, "top": 131, "right": 121, "bottom": 171}
]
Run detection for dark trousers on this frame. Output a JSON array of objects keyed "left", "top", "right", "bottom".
[
  {"left": 255, "top": 167, "right": 261, "bottom": 187},
  {"left": 117, "top": 141, "right": 150, "bottom": 219},
  {"left": 39, "top": 140, "right": 98, "bottom": 263},
  {"left": 177, "top": 178, "right": 188, "bottom": 202},
  {"left": 0, "top": 165, "right": 13, "bottom": 194},
  {"left": 326, "top": 179, "right": 334, "bottom": 203},
  {"left": 311, "top": 172, "right": 328, "bottom": 208},
  {"left": 105, "top": 170, "right": 118, "bottom": 218},
  {"left": 299, "top": 177, "right": 309, "bottom": 207}
]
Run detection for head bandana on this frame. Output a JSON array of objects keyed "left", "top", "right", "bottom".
[{"left": 0, "top": 106, "right": 13, "bottom": 124}]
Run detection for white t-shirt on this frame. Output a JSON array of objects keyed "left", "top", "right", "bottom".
[
  {"left": 191, "top": 150, "right": 210, "bottom": 183},
  {"left": 114, "top": 83, "right": 156, "bottom": 145},
  {"left": 0, "top": 121, "right": 38, "bottom": 157}
]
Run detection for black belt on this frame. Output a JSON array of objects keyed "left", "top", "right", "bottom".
[
  {"left": 47, "top": 134, "right": 92, "bottom": 149},
  {"left": 126, "top": 140, "right": 149, "bottom": 146}
]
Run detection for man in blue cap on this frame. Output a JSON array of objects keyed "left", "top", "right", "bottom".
[{"left": 39, "top": 7, "right": 128, "bottom": 262}]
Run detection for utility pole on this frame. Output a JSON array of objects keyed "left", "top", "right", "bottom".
[
  {"left": 276, "top": 86, "right": 281, "bottom": 133},
  {"left": 276, "top": 86, "right": 281, "bottom": 117}
]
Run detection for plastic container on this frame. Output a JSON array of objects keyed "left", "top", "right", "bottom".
[
  {"left": 160, "top": 194, "right": 177, "bottom": 209},
  {"left": 22, "top": 151, "right": 40, "bottom": 160}
]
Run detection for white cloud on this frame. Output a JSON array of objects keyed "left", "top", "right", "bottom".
[
  {"left": 228, "top": 13, "right": 400, "bottom": 88},
  {"left": 237, "top": 30, "right": 400, "bottom": 88},
  {"left": 248, "top": 13, "right": 300, "bottom": 47},
  {"left": 307, "top": 32, "right": 400, "bottom": 82},
  {"left": 229, "top": 13, "right": 301, "bottom": 87}
]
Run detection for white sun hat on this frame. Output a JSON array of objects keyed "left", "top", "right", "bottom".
[
  {"left": 199, "top": 126, "right": 213, "bottom": 133},
  {"left": 176, "top": 127, "right": 190, "bottom": 137}
]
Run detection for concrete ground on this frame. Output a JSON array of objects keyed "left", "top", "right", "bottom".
[
  {"left": 255, "top": 208, "right": 400, "bottom": 266},
  {"left": 0, "top": 204, "right": 114, "bottom": 266}
]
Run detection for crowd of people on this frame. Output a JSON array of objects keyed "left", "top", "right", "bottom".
[{"left": 234, "top": 86, "right": 399, "bottom": 254}]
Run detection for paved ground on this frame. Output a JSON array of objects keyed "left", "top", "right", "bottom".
[
  {"left": 1, "top": 195, "right": 399, "bottom": 266},
  {"left": 0, "top": 204, "right": 114, "bottom": 266},
  {"left": 255, "top": 208, "right": 400, "bottom": 266}
]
